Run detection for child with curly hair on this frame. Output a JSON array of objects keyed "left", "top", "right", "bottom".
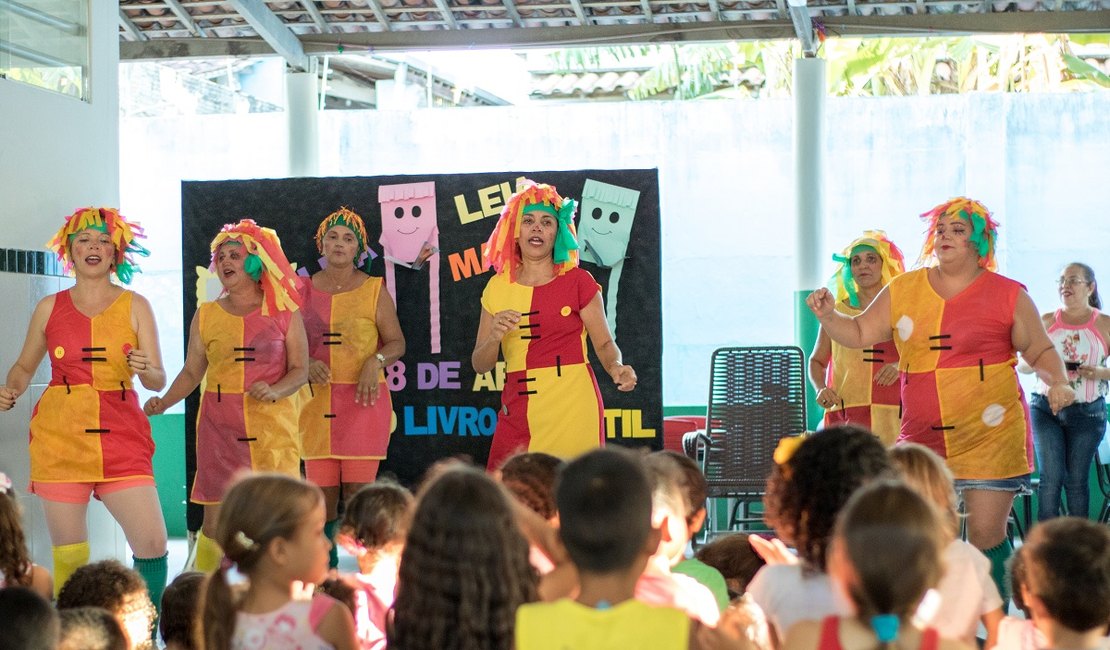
[
  {"left": 388, "top": 465, "right": 538, "bottom": 650},
  {"left": 336, "top": 481, "right": 414, "bottom": 650},
  {"left": 196, "top": 473, "right": 357, "bottom": 650},
  {"left": 0, "top": 471, "right": 52, "bottom": 600},
  {"left": 782, "top": 481, "right": 970, "bottom": 650},
  {"left": 749, "top": 425, "right": 893, "bottom": 647},
  {"left": 889, "top": 443, "right": 1003, "bottom": 648},
  {"left": 56, "top": 559, "right": 156, "bottom": 650},
  {"left": 58, "top": 607, "right": 129, "bottom": 650}
]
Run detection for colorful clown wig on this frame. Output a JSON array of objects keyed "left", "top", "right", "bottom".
[
  {"left": 315, "top": 206, "right": 369, "bottom": 267},
  {"left": 917, "top": 197, "right": 999, "bottom": 271},
  {"left": 47, "top": 207, "right": 150, "bottom": 285},
  {"left": 209, "top": 219, "right": 301, "bottom": 315},
  {"left": 829, "top": 230, "right": 906, "bottom": 308},
  {"left": 482, "top": 180, "right": 580, "bottom": 282}
]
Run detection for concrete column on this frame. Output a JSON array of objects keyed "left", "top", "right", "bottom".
[
  {"left": 286, "top": 65, "right": 319, "bottom": 177},
  {"left": 793, "top": 56, "right": 826, "bottom": 430}
]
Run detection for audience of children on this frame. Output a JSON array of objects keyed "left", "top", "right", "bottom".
[
  {"left": 55, "top": 559, "right": 157, "bottom": 650},
  {"left": 782, "top": 480, "right": 971, "bottom": 650},
  {"left": 58, "top": 607, "right": 129, "bottom": 650},
  {"left": 12, "top": 418, "right": 1110, "bottom": 650},
  {"left": 636, "top": 451, "right": 722, "bottom": 626},
  {"left": 889, "top": 443, "right": 1004, "bottom": 648},
  {"left": 388, "top": 464, "right": 538, "bottom": 650},
  {"left": 1017, "top": 517, "right": 1110, "bottom": 650},
  {"left": 0, "top": 585, "right": 59, "bottom": 650},
  {"left": 335, "top": 480, "right": 414, "bottom": 650},
  {"left": 196, "top": 473, "right": 358, "bottom": 650},
  {"left": 748, "top": 425, "right": 894, "bottom": 647},
  {"left": 158, "top": 571, "right": 204, "bottom": 650},
  {"left": 0, "top": 471, "right": 53, "bottom": 600}
]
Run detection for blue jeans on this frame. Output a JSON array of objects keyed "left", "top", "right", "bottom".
[{"left": 1031, "top": 394, "right": 1106, "bottom": 520}]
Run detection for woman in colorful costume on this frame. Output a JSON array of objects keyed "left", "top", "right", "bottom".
[
  {"left": 299, "top": 207, "right": 405, "bottom": 568},
  {"left": 145, "top": 219, "right": 308, "bottom": 573},
  {"left": 0, "top": 207, "right": 168, "bottom": 604},
  {"left": 806, "top": 197, "right": 1074, "bottom": 601},
  {"left": 1018, "top": 262, "right": 1110, "bottom": 521},
  {"left": 472, "top": 181, "right": 637, "bottom": 470},
  {"left": 808, "top": 231, "right": 906, "bottom": 445}
]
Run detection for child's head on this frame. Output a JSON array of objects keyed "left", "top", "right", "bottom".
[
  {"left": 0, "top": 586, "right": 59, "bottom": 650},
  {"left": 0, "top": 472, "right": 34, "bottom": 591},
  {"left": 200, "top": 473, "right": 326, "bottom": 650},
  {"left": 763, "top": 425, "right": 892, "bottom": 570},
  {"left": 642, "top": 452, "right": 694, "bottom": 563},
  {"left": 56, "top": 559, "right": 155, "bottom": 650},
  {"left": 695, "top": 534, "right": 767, "bottom": 599},
  {"left": 654, "top": 450, "right": 708, "bottom": 538},
  {"left": 556, "top": 448, "right": 656, "bottom": 575},
  {"left": 830, "top": 480, "right": 946, "bottom": 640},
  {"left": 338, "top": 480, "right": 414, "bottom": 558},
  {"left": 888, "top": 443, "right": 959, "bottom": 539},
  {"left": 390, "top": 465, "right": 537, "bottom": 650},
  {"left": 498, "top": 452, "right": 564, "bottom": 522},
  {"left": 58, "top": 607, "right": 129, "bottom": 650},
  {"left": 1020, "top": 517, "right": 1110, "bottom": 635},
  {"left": 159, "top": 571, "right": 204, "bottom": 650}
]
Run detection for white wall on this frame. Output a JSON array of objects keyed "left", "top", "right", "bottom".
[{"left": 0, "top": 0, "right": 127, "bottom": 567}]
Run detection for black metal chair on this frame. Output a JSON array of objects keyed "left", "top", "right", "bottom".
[{"left": 692, "top": 346, "right": 808, "bottom": 537}]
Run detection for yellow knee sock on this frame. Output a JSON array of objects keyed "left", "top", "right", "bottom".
[
  {"left": 53, "top": 541, "right": 90, "bottom": 599},
  {"left": 194, "top": 531, "right": 223, "bottom": 573}
]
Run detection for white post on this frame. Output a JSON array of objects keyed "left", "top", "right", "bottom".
[
  {"left": 794, "top": 56, "right": 825, "bottom": 291},
  {"left": 286, "top": 63, "right": 319, "bottom": 177}
]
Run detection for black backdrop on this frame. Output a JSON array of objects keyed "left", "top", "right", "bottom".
[{"left": 181, "top": 169, "right": 662, "bottom": 530}]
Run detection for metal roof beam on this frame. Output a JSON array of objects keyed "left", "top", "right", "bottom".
[
  {"left": 118, "top": 8, "right": 147, "bottom": 42},
  {"left": 431, "top": 0, "right": 460, "bottom": 29},
  {"left": 300, "top": 0, "right": 334, "bottom": 33},
  {"left": 501, "top": 0, "right": 525, "bottom": 27},
  {"left": 119, "top": 9, "right": 1110, "bottom": 59},
  {"left": 567, "top": 0, "right": 588, "bottom": 25},
  {"left": 163, "top": 0, "right": 208, "bottom": 37},
  {"left": 226, "top": 0, "right": 309, "bottom": 70},
  {"left": 363, "top": 0, "right": 394, "bottom": 31}
]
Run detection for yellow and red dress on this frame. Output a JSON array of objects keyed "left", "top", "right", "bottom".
[
  {"left": 29, "top": 290, "right": 153, "bottom": 485},
  {"left": 823, "top": 302, "right": 902, "bottom": 445},
  {"left": 482, "top": 267, "right": 604, "bottom": 469},
  {"left": 192, "top": 302, "right": 301, "bottom": 504},
  {"left": 298, "top": 278, "right": 392, "bottom": 460},
  {"left": 888, "top": 269, "right": 1034, "bottom": 480}
]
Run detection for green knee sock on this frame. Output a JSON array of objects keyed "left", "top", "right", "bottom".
[
  {"left": 982, "top": 538, "right": 1014, "bottom": 606},
  {"left": 325, "top": 518, "right": 339, "bottom": 569},
  {"left": 133, "top": 553, "right": 169, "bottom": 614}
]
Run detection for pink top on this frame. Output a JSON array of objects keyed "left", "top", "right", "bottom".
[
  {"left": 232, "top": 594, "right": 338, "bottom": 650},
  {"left": 352, "top": 571, "right": 395, "bottom": 650},
  {"left": 1035, "top": 309, "right": 1109, "bottom": 403},
  {"left": 635, "top": 568, "right": 720, "bottom": 627}
]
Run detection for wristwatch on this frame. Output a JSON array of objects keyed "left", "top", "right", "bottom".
[{"left": 375, "top": 353, "right": 387, "bottom": 366}]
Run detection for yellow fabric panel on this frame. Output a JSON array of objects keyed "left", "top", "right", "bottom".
[
  {"left": 30, "top": 386, "right": 103, "bottom": 481},
  {"left": 482, "top": 274, "right": 536, "bottom": 374},
  {"left": 516, "top": 599, "right": 689, "bottom": 650},
  {"left": 90, "top": 292, "right": 137, "bottom": 391},
  {"left": 871, "top": 405, "right": 901, "bottom": 447},
  {"left": 298, "top": 382, "right": 331, "bottom": 457},
  {"left": 936, "top": 363, "right": 1030, "bottom": 479},
  {"left": 890, "top": 270, "right": 944, "bottom": 372},
  {"left": 200, "top": 303, "right": 246, "bottom": 393},
  {"left": 244, "top": 395, "right": 302, "bottom": 475},
  {"left": 330, "top": 279, "right": 383, "bottom": 383},
  {"left": 524, "top": 364, "right": 600, "bottom": 459}
]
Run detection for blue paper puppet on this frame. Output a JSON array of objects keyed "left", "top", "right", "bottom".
[{"left": 577, "top": 179, "right": 640, "bottom": 340}]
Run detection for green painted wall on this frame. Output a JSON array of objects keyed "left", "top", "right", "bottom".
[{"left": 151, "top": 414, "right": 187, "bottom": 537}]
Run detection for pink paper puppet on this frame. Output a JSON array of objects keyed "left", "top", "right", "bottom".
[
  {"left": 379, "top": 181, "right": 441, "bottom": 353},
  {"left": 577, "top": 179, "right": 641, "bottom": 341}
]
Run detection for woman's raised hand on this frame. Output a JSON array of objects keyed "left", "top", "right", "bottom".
[
  {"left": 490, "top": 310, "right": 522, "bottom": 341},
  {"left": 0, "top": 387, "right": 17, "bottom": 411},
  {"left": 805, "top": 288, "right": 836, "bottom": 319}
]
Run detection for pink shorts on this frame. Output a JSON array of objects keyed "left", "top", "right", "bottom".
[
  {"left": 304, "top": 458, "right": 381, "bottom": 487},
  {"left": 31, "top": 477, "right": 156, "bottom": 504}
]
